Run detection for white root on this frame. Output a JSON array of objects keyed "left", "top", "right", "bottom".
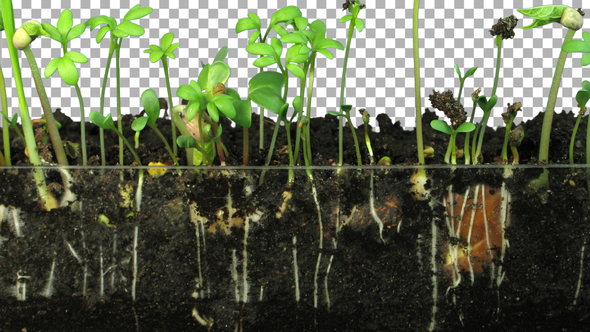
[
  {"left": 135, "top": 170, "right": 145, "bottom": 212},
  {"left": 41, "top": 255, "right": 57, "bottom": 298},
  {"left": 16, "top": 270, "right": 30, "bottom": 301},
  {"left": 311, "top": 182, "right": 323, "bottom": 309},
  {"left": 573, "top": 239, "right": 586, "bottom": 306},
  {"left": 369, "top": 170, "right": 386, "bottom": 242},
  {"left": 132, "top": 225, "right": 139, "bottom": 301},
  {"left": 428, "top": 200, "right": 439, "bottom": 332},
  {"left": 190, "top": 202, "right": 206, "bottom": 299},
  {"left": 292, "top": 236, "right": 300, "bottom": 303}
]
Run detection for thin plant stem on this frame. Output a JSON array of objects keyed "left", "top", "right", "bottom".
[
  {"left": 413, "top": 0, "right": 424, "bottom": 167},
  {"left": 464, "top": 99, "right": 477, "bottom": 165},
  {"left": 344, "top": 111, "right": 362, "bottom": 166},
  {"left": 259, "top": 118, "right": 282, "bottom": 185},
  {"left": 338, "top": 8, "right": 357, "bottom": 166},
  {"left": 569, "top": 112, "right": 583, "bottom": 164},
  {"left": 116, "top": 38, "right": 124, "bottom": 174},
  {"left": 304, "top": 53, "right": 317, "bottom": 164},
  {"left": 22, "top": 46, "right": 69, "bottom": 166},
  {"left": 0, "top": 64, "right": 10, "bottom": 165},
  {"left": 149, "top": 124, "right": 180, "bottom": 166},
  {"left": 161, "top": 56, "right": 177, "bottom": 157},
  {"left": 538, "top": 28, "right": 576, "bottom": 163},
  {"left": 1, "top": 0, "right": 57, "bottom": 210},
  {"left": 98, "top": 39, "right": 116, "bottom": 168},
  {"left": 293, "top": 62, "right": 310, "bottom": 164},
  {"left": 501, "top": 113, "right": 516, "bottom": 162},
  {"left": 74, "top": 83, "right": 87, "bottom": 166}
]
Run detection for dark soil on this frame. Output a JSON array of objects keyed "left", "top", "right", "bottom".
[{"left": 1, "top": 108, "right": 589, "bottom": 331}]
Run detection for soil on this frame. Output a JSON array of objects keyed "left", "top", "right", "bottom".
[{"left": 1, "top": 108, "right": 589, "bottom": 331}]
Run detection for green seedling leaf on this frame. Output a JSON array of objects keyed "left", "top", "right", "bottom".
[
  {"left": 160, "top": 32, "right": 174, "bottom": 50},
  {"left": 286, "top": 44, "right": 309, "bottom": 64},
  {"left": 271, "top": 37, "right": 283, "bottom": 58},
  {"left": 355, "top": 18, "right": 364, "bottom": 32},
  {"left": 45, "top": 57, "right": 79, "bottom": 85},
  {"left": 455, "top": 64, "right": 462, "bottom": 79},
  {"left": 465, "top": 66, "right": 478, "bottom": 78},
  {"left": 207, "top": 102, "right": 220, "bottom": 123},
  {"left": 248, "top": 13, "right": 261, "bottom": 27},
  {"left": 281, "top": 31, "right": 307, "bottom": 44},
  {"left": 270, "top": 6, "right": 302, "bottom": 26},
  {"left": 64, "top": 51, "right": 88, "bottom": 63},
  {"left": 576, "top": 89, "right": 590, "bottom": 109},
  {"left": 272, "top": 25, "right": 288, "bottom": 37},
  {"left": 340, "top": 15, "right": 353, "bottom": 23},
  {"left": 57, "top": 9, "right": 73, "bottom": 37},
  {"left": 41, "top": 23, "right": 62, "bottom": 42},
  {"left": 455, "top": 122, "right": 476, "bottom": 133},
  {"left": 86, "top": 15, "right": 116, "bottom": 31},
  {"left": 517, "top": 5, "right": 568, "bottom": 29},
  {"left": 582, "top": 80, "right": 590, "bottom": 92},
  {"left": 177, "top": 135, "right": 198, "bottom": 148},
  {"left": 146, "top": 49, "right": 164, "bottom": 62},
  {"left": 341, "top": 105, "right": 353, "bottom": 112},
  {"left": 253, "top": 56, "right": 277, "bottom": 68},
  {"left": 246, "top": 43, "right": 276, "bottom": 56},
  {"left": 328, "top": 111, "right": 345, "bottom": 117},
  {"left": 131, "top": 116, "right": 148, "bottom": 131},
  {"left": 294, "top": 17, "right": 308, "bottom": 31},
  {"left": 66, "top": 23, "right": 87, "bottom": 43},
  {"left": 286, "top": 63, "right": 305, "bottom": 79},
  {"left": 293, "top": 96, "right": 302, "bottom": 113},
  {"left": 116, "top": 20, "right": 147, "bottom": 37},
  {"left": 141, "top": 88, "right": 160, "bottom": 126},
  {"left": 249, "top": 71, "right": 284, "bottom": 114},
  {"left": 199, "top": 62, "right": 231, "bottom": 91},
  {"left": 236, "top": 16, "right": 259, "bottom": 33},
  {"left": 226, "top": 89, "right": 252, "bottom": 128},
  {"left": 124, "top": 5, "right": 153, "bottom": 21},
  {"left": 430, "top": 120, "right": 453, "bottom": 135},
  {"left": 213, "top": 46, "right": 228, "bottom": 63},
  {"left": 477, "top": 95, "right": 498, "bottom": 112},
  {"left": 278, "top": 103, "right": 290, "bottom": 122},
  {"left": 248, "top": 30, "right": 261, "bottom": 44},
  {"left": 212, "top": 94, "right": 236, "bottom": 119},
  {"left": 89, "top": 112, "right": 115, "bottom": 131},
  {"left": 177, "top": 81, "right": 201, "bottom": 101},
  {"left": 563, "top": 32, "right": 590, "bottom": 66},
  {"left": 186, "top": 101, "right": 201, "bottom": 122}
]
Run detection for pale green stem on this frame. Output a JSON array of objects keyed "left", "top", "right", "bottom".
[
  {"left": 23, "top": 45, "right": 69, "bottom": 166},
  {"left": 413, "top": 0, "right": 424, "bottom": 167},
  {"left": 0, "top": 63, "right": 10, "bottom": 165},
  {"left": 149, "top": 124, "right": 179, "bottom": 166},
  {"left": 338, "top": 10, "right": 357, "bottom": 166},
  {"left": 98, "top": 39, "right": 116, "bottom": 167},
  {"left": 74, "top": 83, "right": 87, "bottom": 166},
  {"left": 161, "top": 57, "right": 177, "bottom": 157},
  {"left": 538, "top": 29, "right": 576, "bottom": 163},
  {"left": 570, "top": 112, "right": 582, "bottom": 165}
]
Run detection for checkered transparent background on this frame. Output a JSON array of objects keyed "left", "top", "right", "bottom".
[{"left": 1, "top": 0, "right": 589, "bottom": 130}]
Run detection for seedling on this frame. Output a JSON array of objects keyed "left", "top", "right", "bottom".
[
  {"left": 500, "top": 102, "right": 522, "bottom": 163},
  {"left": 85, "top": 4, "right": 153, "bottom": 168},
  {"left": 143, "top": 32, "right": 180, "bottom": 156},
  {"left": 337, "top": 0, "right": 365, "bottom": 167},
  {"left": 569, "top": 81, "right": 590, "bottom": 165},
  {"left": 131, "top": 88, "right": 179, "bottom": 166},
  {"left": 360, "top": 109, "right": 374, "bottom": 165},
  {"left": 509, "top": 126, "right": 524, "bottom": 165},
  {"left": 328, "top": 105, "right": 362, "bottom": 166},
  {"left": 1, "top": 0, "right": 58, "bottom": 210},
  {"left": 429, "top": 90, "right": 475, "bottom": 164},
  {"left": 518, "top": 5, "right": 584, "bottom": 164},
  {"left": 41, "top": 9, "right": 89, "bottom": 165}
]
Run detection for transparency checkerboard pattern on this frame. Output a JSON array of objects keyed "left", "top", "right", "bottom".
[{"left": 2, "top": 0, "right": 590, "bottom": 130}]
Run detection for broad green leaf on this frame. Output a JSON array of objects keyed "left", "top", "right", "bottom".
[
  {"left": 201, "top": 62, "right": 231, "bottom": 91},
  {"left": 141, "top": 88, "right": 161, "bottom": 125},
  {"left": 271, "top": 37, "right": 283, "bottom": 58},
  {"left": 116, "top": 20, "right": 145, "bottom": 36},
  {"left": 41, "top": 23, "right": 62, "bottom": 42},
  {"left": 455, "top": 122, "right": 476, "bottom": 133},
  {"left": 232, "top": 99, "right": 252, "bottom": 128},
  {"left": 149, "top": 49, "right": 164, "bottom": 62},
  {"left": 355, "top": 18, "right": 364, "bottom": 32},
  {"left": 477, "top": 95, "right": 498, "bottom": 112},
  {"left": 44, "top": 58, "right": 61, "bottom": 78},
  {"left": 293, "top": 96, "right": 302, "bottom": 113},
  {"left": 213, "top": 46, "right": 228, "bottom": 63},
  {"left": 309, "top": 20, "right": 326, "bottom": 39},
  {"left": 186, "top": 101, "right": 201, "bottom": 121},
  {"left": 576, "top": 89, "right": 590, "bottom": 108},
  {"left": 190, "top": 80, "right": 203, "bottom": 96},
  {"left": 124, "top": 5, "right": 153, "bottom": 21},
  {"left": 57, "top": 57, "right": 79, "bottom": 85},
  {"left": 583, "top": 80, "right": 590, "bottom": 92},
  {"left": 286, "top": 63, "right": 305, "bottom": 79},
  {"left": 294, "top": 17, "right": 308, "bottom": 31},
  {"left": 177, "top": 83, "right": 200, "bottom": 101},
  {"left": 281, "top": 31, "right": 307, "bottom": 44},
  {"left": 563, "top": 32, "right": 590, "bottom": 53},
  {"left": 212, "top": 94, "right": 236, "bottom": 119},
  {"left": 317, "top": 48, "right": 334, "bottom": 60},
  {"left": 112, "top": 28, "right": 129, "bottom": 38},
  {"left": 253, "top": 56, "right": 277, "bottom": 68},
  {"left": 272, "top": 24, "right": 288, "bottom": 37},
  {"left": 248, "top": 30, "right": 261, "bottom": 44},
  {"left": 301, "top": 30, "right": 316, "bottom": 41},
  {"left": 96, "top": 25, "right": 110, "bottom": 43},
  {"left": 286, "top": 44, "right": 309, "bottom": 63},
  {"left": 236, "top": 17, "right": 258, "bottom": 33},
  {"left": 245, "top": 43, "right": 276, "bottom": 56},
  {"left": 270, "top": 6, "right": 302, "bottom": 26},
  {"left": 64, "top": 51, "right": 88, "bottom": 63},
  {"left": 90, "top": 112, "right": 115, "bottom": 130},
  {"left": 57, "top": 9, "right": 73, "bottom": 37},
  {"left": 161, "top": 32, "right": 174, "bottom": 50},
  {"left": 207, "top": 102, "right": 220, "bottom": 122},
  {"left": 248, "top": 71, "right": 284, "bottom": 114},
  {"left": 430, "top": 120, "right": 452, "bottom": 135},
  {"left": 341, "top": 105, "right": 353, "bottom": 112},
  {"left": 248, "top": 13, "right": 260, "bottom": 28},
  {"left": 131, "top": 116, "right": 148, "bottom": 131},
  {"left": 66, "top": 23, "right": 86, "bottom": 43},
  {"left": 517, "top": 5, "right": 567, "bottom": 29},
  {"left": 340, "top": 15, "right": 353, "bottom": 23}
]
